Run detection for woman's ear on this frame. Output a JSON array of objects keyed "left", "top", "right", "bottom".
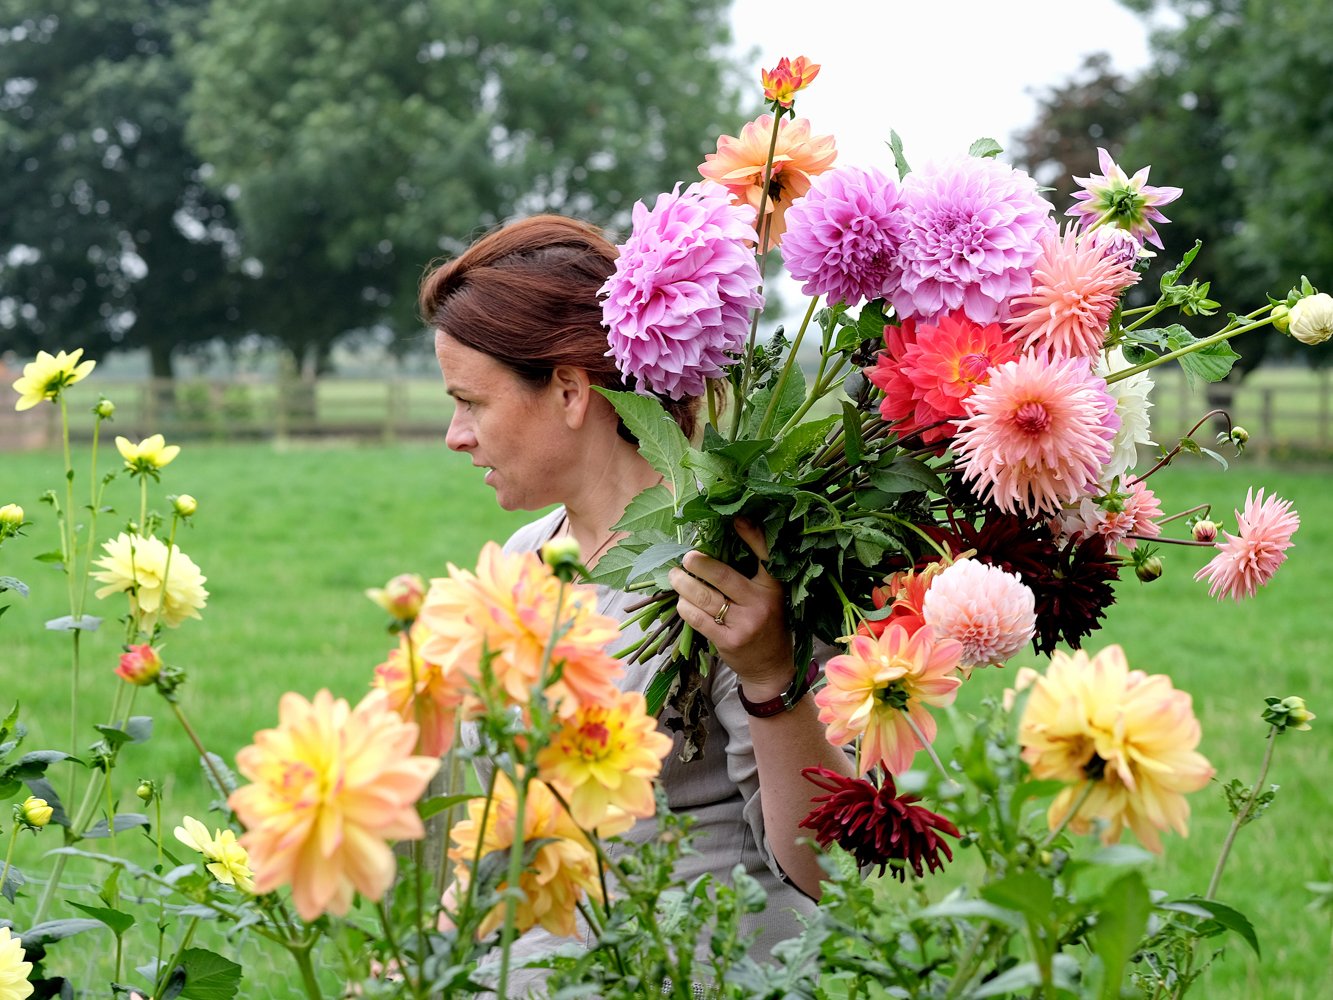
[{"left": 550, "top": 365, "right": 594, "bottom": 429}]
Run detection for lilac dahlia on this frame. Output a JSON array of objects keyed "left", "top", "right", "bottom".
[
  {"left": 781, "top": 165, "right": 905, "bottom": 307},
  {"left": 599, "top": 181, "right": 764, "bottom": 399},
  {"left": 1066, "top": 147, "right": 1183, "bottom": 250},
  {"left": 889, "top": 155, "right": 1054, "bottom": 324}
]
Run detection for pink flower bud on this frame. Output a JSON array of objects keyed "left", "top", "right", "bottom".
[
  {"left": 1192, "top": 519, "right": 1219, "bottom": 543},
  {"left": 117, "top": 644, "right": 162, "bottom": 686}
]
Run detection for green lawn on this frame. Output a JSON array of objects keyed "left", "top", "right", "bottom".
[{"left": 1, "top": 442, "right": 1329, "bottom": 997}]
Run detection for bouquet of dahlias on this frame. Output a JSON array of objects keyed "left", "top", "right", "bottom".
[{"left": 592, "top": 57, "right": 1313, "bottom": 767}]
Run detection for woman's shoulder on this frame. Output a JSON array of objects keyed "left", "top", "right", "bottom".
[{"left": 501, "top": 507, "right": 566, "bottom": 555}]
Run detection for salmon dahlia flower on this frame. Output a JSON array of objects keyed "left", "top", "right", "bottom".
[
  {"left": 921, "top": 558, "right": 1036, "bottom": 671},
  {"left": 372, "top": 622, "right": 462, "bottom": 757},
  {"left": 229, "top": 689, "right": 440, "bottom": 921},
  {"left": 699, "top": 113, "right": 836, "bottom": 250},
  {"left": 761, "top": 55, "right": 820, "bottom": 108},
  {"left": 1018, "top": 645, "right": 1214, "bottom": 852},
  {"left": 815, "top": 623, "right": 963, "bottom": 774},
  {"left": 417, "top": 542, "right": 622, "bottom": 718},
  {"left": 953, "top": 354, "right": 1119, "bottom": 516},
  {"left": 448, "top": 772, "right": 629, "bottom": 939},
  {"left": 1194, "top": 488, "right": 1300, "bottom": 600}
]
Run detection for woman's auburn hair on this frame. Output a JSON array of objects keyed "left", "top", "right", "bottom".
[{"left": 418, "top": 215, "right": 699, "bottom": 438}]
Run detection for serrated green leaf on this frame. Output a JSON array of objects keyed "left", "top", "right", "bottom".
[
  {"left": 1182, "top": 897, "right": 1261, "bottom": 956},
  {"left": 177, "top": 947, "right": 243, "bottom": 1000},
  {"left": 770, "top": 415, "right": 839, "bottom": 475},
  {"left": 980, "top": 870, "right": 1053, "bottom": 923},
  {"left": 611, "top": 483, "right": 675, "bottom": 537},
  {"left": 67, "top": 900, "right": 136, "bottom": 936},
  {"left": 868, "top": 457, "right": 945, "bottom": 495},
  {"left": 1176, "top": 338, "right": 1239, "bottom": 389},
  {"left": 744, "top": 364, "right": 806, "bottom": 438},
  {"left": 1160, "top": 240, "right": 1202, "bottom": 291},
  {"left": 968, "top": 137, "right": 1003, "bottom": 158},
  {"left": 596, "top": 389, "right": 695, "bottom": 504},
  {"left": 841, "top": 401, "right": 864, "bottom": 466},
  {"left": 627, "top": 541, "right": 693, "bottom": 589}
]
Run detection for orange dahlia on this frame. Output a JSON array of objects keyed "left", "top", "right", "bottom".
[
  {"left": 371, "top": 622, "right": 462, "bottom": 757},
  {"left": 699, "top": 113, "right": 836, "bottom": 251},
  {"left": 229, "top": 689, "right": 440, "bottom": 920},
  {"left": 417, "top": 542, "right": 622, "bottom": 718}
]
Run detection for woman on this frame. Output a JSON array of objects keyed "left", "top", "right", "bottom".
[{"left": 419, "top": 214, "right": 856, "bottom": 986}]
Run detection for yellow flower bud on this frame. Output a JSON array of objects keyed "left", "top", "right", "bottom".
[
  {"left": 1280, "top": 696, "right": 1315, "bottom": 731},
  {"left": 365, "top": 573, "right": 426, "bottom": 622},
  {"left": 0, "top": 503, "right": 23, "bottom": 535},
  {"left": 20, "top": 795, "right": 53, "bottom": 829},
  {"left": 172, "top": 494, "right": 198, "bottom": 518}
]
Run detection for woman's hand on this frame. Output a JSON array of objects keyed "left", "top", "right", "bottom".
[{"left": 668, "top": 518, "right": 796, "bottom": 698}]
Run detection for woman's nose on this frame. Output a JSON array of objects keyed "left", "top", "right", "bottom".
[{"left": 445, "top": 411, "right": 474, "bottom": 452}]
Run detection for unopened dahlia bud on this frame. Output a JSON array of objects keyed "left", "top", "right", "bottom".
[
  {"left": 1263, "top": 695, "right": 1315, "bottom": 732},
  {"left": 1269, "top": 303, "right": 1291, "bottom": 334},
  {"left": 1192, "top": 519, "right": 1219, "bottom": 544},
  {"left": 540, "top": 536, "right": 583, "bottom": 580},
  {"left": 136, "top": 780, "right": 157, "bottom": 803},
  {"left": 117, "top": 644, "right": 162, "bottom": 686},
  {"left": 172, "top": 494, "right": 198, "bottom": 518},
  {"left": 1230, "top": 426, "right": 1249, "bottom": 447},
  {"left": 94, "top": 397, "right": 116, "bottom": 420},
  {"left": 1289, "top": 292, "right": 1333, "bottom": 346},
  {"left": 1135, "top": 555, "right": 1163, "bottom": 582},
  {"left": 0, "top": 503, "right": 23, "bottom": 537},
  {"left": 19, "top": 795, "right": 53, "bottom": 829},
  {"left": 365, "top": 573, "right": 426, "bottom": 621}
]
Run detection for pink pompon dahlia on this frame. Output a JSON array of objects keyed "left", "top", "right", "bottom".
[
  {"left": 599, "top": 181, "right": 764, "bottom": 400},
  {"left": 699, "top": 114, "right": 837, "bottom": 251},
  {"left": 1006, "top": 227, "right": 1140, "bottom": 359},
  {"left": 1066, "top": 147, "right": 1183, "bottom": 250},
  {"left": 781, "top": 165, "right": 906, "bottom": 307},
  {"left": 868, "top": 310, "right": 1020, "bottom": 445},
  {"left": 921, "top": 558, "right": 1036, "bottom": 672},
  {"left": 953, "top": 354, "right": 1120, "bottom": 517},
  {"left": 815, "top": 623, "right": 963, "bottom": 775},
  {"left": 889, "top": 155, "right": 1054, "bottom": 324},
  {"left": 1194, "top": 488, "right": 1300, "bottom": 600}
]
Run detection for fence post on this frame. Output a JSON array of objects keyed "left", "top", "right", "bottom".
[{"left": 1259, "top": 388, "right": 1274, "bottom": 461}]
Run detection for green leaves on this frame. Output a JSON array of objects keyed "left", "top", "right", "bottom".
[
  {"left": 596, "top": 389, "right": 696, "bottom": 508},
  {"left": 1091, "top": 872, "right": 1151, "bottom": 999},
  {"left": 174, "top": 948, "right": 243, "bottom": 1000}
]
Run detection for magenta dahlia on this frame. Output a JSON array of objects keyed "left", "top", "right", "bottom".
[
  {"left": 599, "top": 181, "right": 764, "bottom": 399},
  {"left": 798, "top": 766, "right": 959, "bottom": 880},
  {"left": 781, "top": 165, "right": 906, "bottom": 307},
  {"left": 953, "top": 354, "right": 1120, "bottom": 517},
  {"left": 1194, "top": 488, "right": 1300, "bottom": 600},
  {"left": 889, "top": 155, "right": 1054, "bottom": 324}
]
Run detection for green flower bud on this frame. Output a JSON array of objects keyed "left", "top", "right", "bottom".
[
  {"left": 1262, "top": 695, "right": 1316, "bottom": 733},
  {"left": 1135, "top": 555, "right": 1163, "bottom": 582},
  {"left": 136, "top": 780, "right": 156, "bottom": 804},
  {"left": 541, "top": 536, "right": 584, "bottom": 581},
  {"left": 1230, "top": 426, "right": 1249, "bottom": 447},
  {"left": 1270, "top": 303, "right": 1291, "bottom": 334},
  {"left": 94, "top": 397, "right": 116, "bottom": 420}
]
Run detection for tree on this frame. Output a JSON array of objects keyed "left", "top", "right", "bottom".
[
  {"left": 184, "top": 0, "right": 749, "bottom": 367},
  {"left": 0, "top": 1, "right": 243, "bottom": 379}
]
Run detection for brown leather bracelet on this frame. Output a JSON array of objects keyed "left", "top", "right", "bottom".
[{"left": 737, "top": 659, "right": 820, "bottom": 718}]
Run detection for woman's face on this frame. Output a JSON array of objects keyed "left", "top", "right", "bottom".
[{"left": 435, "top": 331, "right": 573, "bottom": 511}]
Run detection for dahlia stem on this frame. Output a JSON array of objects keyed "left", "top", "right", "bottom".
[
  {"left": 1129, "top": 410, "right": 1232, "bottom": 485},
  {"left": 289, "top": 940, "right": 326, "bottom": 1000},
  {"left": 731, "top": 111, "right": 786, "bottom": 440},
  {"left": 903, "top": 714, "right": 958, "bottom": 793},
  {"left": 0, "top": 824, "right": 17, "bottom": 898},
  {"left": 377, "top": 899, "right": 422, "bottom": 1000},
  {"left": 153, "top": 916, "right": 200, "bottom": 1000},
  {"left": 1205, "top": 725, "right": 1278, "bottom": 901},
  {"left": 496, "top": 769, "right": 530, "bottom": 998},
  {"left": 756, "top": 296, "right": 821, "bottom": 439},
  {"left": 168, "top": 701, "right": 231, "bottom": 806},
  {"left": 1040, "top": 780, "right": 1096, "bottom": 849},
  {"left": 1106, "top": 308, "right": 1274, "bottom": 384}
]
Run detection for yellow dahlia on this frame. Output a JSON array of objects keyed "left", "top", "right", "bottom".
[
  {"left": 371, "top": 622, "right": 462, "bottom": 757},
  {"left": 417, "top": 542, "right": 622, "bottom": 718},
  {"left": 1018, "top": 645, "right": 1215, "bottom": 852},
  {"left": 115, "top": 433, "right": 181, "bottom": 476},
  {"left": 229, "top": 689, "right": 440, "bottom": 921},
  {"left": 11, "top": 348, "right": 95, "bottom": 411},
  {"left": 698, "top": 113, "right": 837, "bottom": 250},
  {"left": 535, "top": 690, "right": 672, "bottom": 830},
  {"left": 174, "top": 815, "right": 257, "bottom": 893},
  {"left": 0, "top": 927, "right": 33, "bottom": 1000},
  {"left": 91, "top": 532, "right": 208, "bottom": 630},
  {"left": 448, "top": 771, "right": 629, "bottom": 939}
]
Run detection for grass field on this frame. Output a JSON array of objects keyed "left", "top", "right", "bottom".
[{"left": 0, "top": 441, "right": 1329, "bottom": 997}]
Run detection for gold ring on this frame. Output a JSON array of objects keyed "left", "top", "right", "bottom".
[{"left": 713, "top": 600, "right": 730, "bottom": 626}]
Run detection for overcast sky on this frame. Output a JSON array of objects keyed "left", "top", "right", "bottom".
[{"left": 728, "top": 0, "right": 1155, "bottom": 170}]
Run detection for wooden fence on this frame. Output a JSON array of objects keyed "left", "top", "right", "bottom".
[{"left": 2, "top": 370, "right": 1331, "bottom": 458}]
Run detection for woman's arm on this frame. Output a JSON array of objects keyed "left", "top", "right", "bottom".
[{"left": 668, "top": 520, "right": 857, "bottom": 899}]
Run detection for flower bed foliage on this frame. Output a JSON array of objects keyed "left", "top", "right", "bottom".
[{"left": 0, "top": 56, "right": 1325, "bottom": 1000}]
